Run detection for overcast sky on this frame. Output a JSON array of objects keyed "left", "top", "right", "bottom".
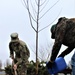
[{"left": 0, "top": 0, "right": 75, "bottom": 67}]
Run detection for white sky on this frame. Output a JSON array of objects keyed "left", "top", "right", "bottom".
[{"left": 0, "top": 0, "right": 75, "bottom": 67}]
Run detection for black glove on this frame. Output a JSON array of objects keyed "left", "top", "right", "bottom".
[
  {"left": 58, "top": 54, "right": 64, "bottom": 58},
  {"left": 46, "top": 61, "right": 54, "bottom": 69}
]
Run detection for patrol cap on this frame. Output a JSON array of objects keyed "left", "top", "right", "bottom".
[
  {"left": 10, "top": 33, "right": 19, "bottom": 42},
  {"left": 51, "top": 24, "right": 56, "bottom": 33}
]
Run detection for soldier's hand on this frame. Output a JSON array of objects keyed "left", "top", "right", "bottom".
[
  {"left": 13, "top": 64, "right": 17, "bottom": 70},
  {"left": 46, "top": 61, "right": 54, "bottom": 69}
]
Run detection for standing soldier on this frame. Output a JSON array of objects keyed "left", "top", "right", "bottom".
[{"left": 9, "top": 33, "right": 30, "bottom": 75}]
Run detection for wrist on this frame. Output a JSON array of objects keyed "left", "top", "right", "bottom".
[{"left": 49, "top": 60, "right": 54, "bottom": 63}]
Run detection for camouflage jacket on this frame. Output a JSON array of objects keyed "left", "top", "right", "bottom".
[
  {"left": 50, "top": 17, "right": 75, "bottom": 61},
  {"left": 9, "top": 40, "right": 30, "bottom": 66}
]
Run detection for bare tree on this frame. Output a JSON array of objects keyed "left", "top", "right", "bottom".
[{"left": 22, "top": 0, "right": 61, "bottom": 74}]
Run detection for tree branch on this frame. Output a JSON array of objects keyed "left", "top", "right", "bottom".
[
  {"left": 26, "top": 0, "right": 37, "bottom": 32},
  {"left": 38, "top": 8, "right": 62, "bottom": 32},
  {"left": 40, "top": 0, "right": 47, "bottom": 6},
  {"left": 39, "top": 0, "right": 49, "bottom": 13},
  {"left": 39, "top": 0, "right": 60, "bottom": 19}
]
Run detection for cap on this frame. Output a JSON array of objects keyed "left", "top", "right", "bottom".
[
  {"left": 51, "top": 24, "right": 56, "bottom": 33},
  {"left": 10, "top": 33, "right": 19, "bottom": 42}
]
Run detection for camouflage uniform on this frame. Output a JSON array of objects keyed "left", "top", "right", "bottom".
[
  {"left": 50, "top": 17, "right": 75, "bottom": 61},
  {"left": 9, "top": 33, "right": 30, "bottom": 75}
]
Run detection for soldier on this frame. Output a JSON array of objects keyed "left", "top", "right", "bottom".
[
  {"left": 9, "top": 33, "right": 30, "bottom": 75},
  {"left": 47, "top": 17, "right": 75, "bottom": 69}
]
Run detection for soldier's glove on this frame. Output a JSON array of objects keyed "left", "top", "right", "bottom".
[
  {"left": 58, "top": 54, "right": 64, "bottom": 58},
  {"left": 46, "top": 61, "right": 54, "bottom": 69}
]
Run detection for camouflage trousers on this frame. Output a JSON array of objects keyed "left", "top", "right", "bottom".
[
  {"left": 17, "top": 64, "right": 27, "bottom": 75},
  {"left": 12, "top": 59, "right": 27, "bottom": 75},
  {"left": 12, "top": 64, "right": 27, "bottom": 75}
]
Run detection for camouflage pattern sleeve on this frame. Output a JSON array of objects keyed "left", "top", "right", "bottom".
[
  {"left": 16, "top": 58, "right": 22, "bottom": 66},
  {"left": 50, "top": 21, "right": 67, "bottom": 61},
  {"left": 9, "top": 42, "right": 14, "bottom": 58},
  {"left": 58, "top": 47, "right": 74, "bottom": 57}
]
